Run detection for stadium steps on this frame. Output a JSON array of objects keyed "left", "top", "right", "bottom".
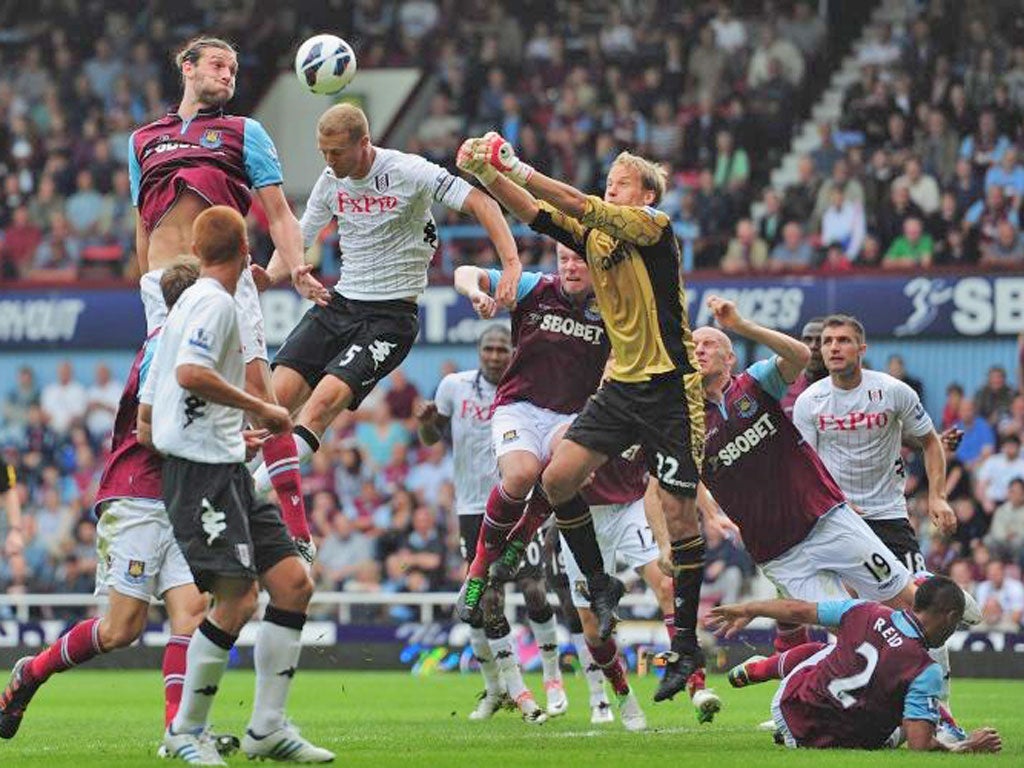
[{"left": 760, "top": 0, "right": 913, "bottom": 212}]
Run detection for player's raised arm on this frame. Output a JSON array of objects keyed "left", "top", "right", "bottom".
[
  {"left": 707, "top": 295, "right": 810, "bottom": 383},
  {"left": 453, "top": 265, "right": 497, "bottom": 318},
  {"left": 458, "top": 136, "right": 588, "bottom": 254},
  {"left": 460, "top": 187, "right": 522, "bottom": 309}
]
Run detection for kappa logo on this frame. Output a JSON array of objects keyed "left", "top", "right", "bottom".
[
  {"left": 368, "top": 339, "right": 397, "bottom": 370},
  {"left": 200, "top": 498, "right": 227, "bottom": 545},
  {"left": 199, "top": 129, "right": 222, "bottom": 149}
]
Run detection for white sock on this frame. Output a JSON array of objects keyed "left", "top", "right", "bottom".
[
  {"left": 248, "top": 609, "right": 305, "bottom": 735},
  {"left": 490, "top": 633, "right": 529, "bottom": 701},
  {"left": 470, "top": 627, "right": 502, "bottom": 696},
  {"left": 172, "top": 621, "right": 233, "bottom": 734},
  {"left": 573, "top": 632, "right": 607, "bottom": 706},
  {"left": 529, "top": 616, "right": 562, "bottom": 684},
  {"left": 245, "top": 449, "right": 264, "bottom": 475},
  {"left": 929, "top": 643, "right": 952, "bottom": 707},
  {"left": 253, "top": 432, "right": 316, "bottom": 495}
]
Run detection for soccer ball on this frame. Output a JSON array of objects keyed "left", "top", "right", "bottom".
[{"left": 294, "top": 34, "right": 357, "bottom": 95}]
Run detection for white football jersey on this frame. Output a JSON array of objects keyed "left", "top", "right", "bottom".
[
  {"left": 434, "top": 369, "right": 498, "bottom": 516},
  {"left": 144, "top": 277, "right": 246, "bottom": 464},
  {"left": 300, "top": 147, "right": 473, "bottom": 301},
  {"left": 792, "top": 369, "right": 934, "bottom": 521}
]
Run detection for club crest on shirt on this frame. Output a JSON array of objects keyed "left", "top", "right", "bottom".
[
  {"left": 199, "top": 129, "right": 222, "bottom": 149},
  {"left": 735, "top": 393, "right": 758, "bottom": 419},
  {"left": 868, "top": 388, "right": 884, "bottom": 402},
  {"left": 584, "top": 297, "right": 601, "bottom": 322},
  {"left": 373, "top": 172, "right": 390, "bottom": 192},
  {"left": 188, "top": 327, "right": 213, "bottom": 351},
  {"left": 502, "top": 429, "right": 519, "bottom": 444},
  {"left": 126, "top": 559, "right": 146, "bottom": 583}
]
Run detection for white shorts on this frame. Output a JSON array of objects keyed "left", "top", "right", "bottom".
[
  {"left": 770, "top": 643, "right": 836, "bottom": 748},
  {"left": 760, "top": 503, "right": 911, "bottom": 604},
  {"left": 561, "top": 498, "right": 658, "bottom": 608},
  {"left": 94, "top": 497, "right": 194, "bottom": 601},
  {"left": 491, "top": 401, "right": 574, "bottom": 461},
  {"left": 141, "top": 265, "right": 267, "bottom": 363}
]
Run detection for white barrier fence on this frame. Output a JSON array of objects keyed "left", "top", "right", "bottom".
[{"left": 0, "top": 591, "right": 663, "bottom": 625}]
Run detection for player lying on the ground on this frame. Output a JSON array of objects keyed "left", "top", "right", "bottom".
[
  {"left": 0, "top": 262, "right": 222, "bottom": 756},
  {"left": 707, "top": 576, "right": 1001, "bottom": 753},
  {"left": 415, "top": 326, "right": 557, "bottom": 724},
  {"left": 252, "top": 103, "right": 522, "bottom": 512},
  {"left": 457, "top": 134, "right": 707, "bottom": 699}
]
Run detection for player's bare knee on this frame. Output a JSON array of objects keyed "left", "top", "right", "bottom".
[
  {"left": 262, "top": 558, "right": 314, "bottom": 611},
  {"left": 99, "top": 614, "right": 146, "bottom": 650},
  {"left": 578, "top": 608, "right": 600, "bottom": 644},
  {"left": 541, "top": 469, "right": 574, "bottom": 507}
]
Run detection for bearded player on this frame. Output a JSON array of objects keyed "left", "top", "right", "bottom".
[{"left": 129, "top": 36, "right": 327, "bottom": 556}]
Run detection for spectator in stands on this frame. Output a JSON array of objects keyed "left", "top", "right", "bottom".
[
  {"left": 895, "top": 156, "right": 940, "bottom": 215},
  {"left": 960, "top": 109, "right": 1011, "bottom": 176},
  {"left": 416, "top": 92, "right": 464, "bottom": 164},
  {"left": 84, "top": 363, "right": 121, "bottom": 443},
  {"left": 966, "top": 185, "right": 1021, "bottom": 253},
  {"left": 405, "top": 441, "right": 452, "bottom": 507},
  {"left": 316, "top": 513, "right": 377, "bottom": 590},
  {"left": 975, "top": 434, "right": 1024, "bottom": 516},
  {"left": 955, "top": 398, "right": 996, "bottom": 469},
  {"left": 755, "top": 188, "right": 784, "bottom": 248},
  {"left": 354, "top": 402, "right": 410, "bottom": 470},
  {"left": 747, "top": 23, "right": 804, "bottom": 89},
  {"left": 858, "top": 233, "right": 883, "bottom": 267},
  {"left": 700, "top": 522, "right": 751, "bottom": 607},
  {"left": 713, "top": 129, "right": 750, "bottom": 198},
  {"left": 985, "top": 477, "right": 1024, "bottom": 565},
  {"left": 812, "top": 158, "right": 864, "bottom": 230},
  {"left": 3, "top": 367, "right": 39, "bottom": 440},
  {"left": 711, "top": 2, "right": 747, "bottom": 58},
  {"left": 882, "top": 112, "right": 914, "bottom": 167},
  {"left": 783, "top": 154, "right": 819, "bottom": 226},
  {"left": 928, "top": 191, "right": 965, "bottom": 263},
  {"left": 858, "top": 22, "right": 900, "bottom": 68},
  {"left": 976, "top": 365, "right": 1016, "bottom": 426},
  {"left": 32, "top": 211, "right": 81, "bottom": 277},
  {"left": 820, "top": 186, "right": 865, "bottom": 260},
  {"left": 648, "top": 100, "right": 683, "bottom": 163},
  {"left": 916, "top": 108, "right": 960, "bottom": 185},
  {"left": 980, "top": 220, "right": 1024, "bottom": 266},
  {"left": 948, "top": 559, "right": 976, "bottom": 597},
  {"left": 39, "top": 361, "right": 87, "bottom": 437},
  {"left": 385, "top": 505, "right": 446, "bottom": 593},
  {"left": 694, "top": 169, "right": 732, "bottom": 266},
  {"left": 768, "top": 221, "right": 814, "bottom": 270},
  {"left": 82, "top": 38, "right": 123, "bottom": 105},
  {"left": 819, "top": 242, "right": 853, "bottom": 272},
  {"left": 884, "top": 216, "right": 933, "bottom": 268},
  {"left": 965, "top": 48, "right": 999, "bottom": 111},
  {"left": 975, "top": 560, "right": 1024, "bottom": 630},
  {"left": 887, "top": 354, "right": 924, "bottom": 400},
  {"left": 877, "top": 183, "right": 925, "bottom": 250},
  {"left": 721, "top": 218, "right": 768, "bottom": 273},
  {"left": 779, "top": 0, "right": 825, "bottom": 60},
  {"left": 1006, "top": 45, "right": 1024, "bottom": 109},
  {"left": 1, "top": 205, "right": 42, "bottom": 279},
  {"left": 984, "top": 146, "right": 1024, "bottom": 206},
  {"left": 997, "top": 394, "right": 1024, "bottom": 441}
]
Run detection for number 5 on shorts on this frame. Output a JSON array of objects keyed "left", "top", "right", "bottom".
[{"left": 338, "top": 344, "right": 363, "bottom": 367}]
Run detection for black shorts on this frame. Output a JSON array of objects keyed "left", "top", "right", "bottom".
[
  {"left": 163, "top": 457, "right": 296, "bottom": 593},
  {"left": 458, "top": 513, "right": 545, "bottom": 581},
  {"left": 865, "top": 517, "right": 926, "bottom": 574},
  {"left": 272, "top": 294, "right": 419, "bottom": 409},
  {"left": 565, "top": 372, "right": 704, "bottom": 498}
]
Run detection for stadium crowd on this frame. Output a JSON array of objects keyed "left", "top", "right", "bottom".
[{"left": 0, "top": 1, "right": 1023, "bottom": 630}]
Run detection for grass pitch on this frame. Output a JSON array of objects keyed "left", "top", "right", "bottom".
[{"left": 1, "top": 670, "right": 1020, "bottom": 767}]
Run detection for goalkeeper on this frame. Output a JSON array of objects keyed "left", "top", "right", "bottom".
[{"left": 457, "top": 134, "right": 708, "bottom": 703}]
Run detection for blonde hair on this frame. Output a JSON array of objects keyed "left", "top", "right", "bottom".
[
  {"left": 317, "top": 103, "right": 369, "bottom": 143},
  {"left": 611, "top": 151, "right": 667, "bottom": 205},
  {"left": 192, "top": 206, "right": 248, "bottom": 266}
]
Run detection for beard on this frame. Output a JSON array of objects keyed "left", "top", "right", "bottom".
[{"left": 195, "top": 81, "right": 233, "bottom": 107}]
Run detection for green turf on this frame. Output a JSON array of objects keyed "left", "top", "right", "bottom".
[{"left": 0, "top": 670, "right": 1020, "bottom": 766}]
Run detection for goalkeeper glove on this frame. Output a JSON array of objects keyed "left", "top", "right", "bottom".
[{"left": 481, "top": 131, "right": 534, "bottom": 186}]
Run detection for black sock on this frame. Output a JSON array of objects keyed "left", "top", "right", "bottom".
[
  {"left": 671, "top": 535, "right": 705, "bottom": 648},
  {"left": 554, "top": 494, "right": 604, "bottom": 578}
]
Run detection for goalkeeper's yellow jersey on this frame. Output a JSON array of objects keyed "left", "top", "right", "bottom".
[{"left": 530, "top": 197, "right": 697, "bottom": 383}]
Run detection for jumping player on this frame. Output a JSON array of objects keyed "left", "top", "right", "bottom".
[
  {"left": 415, "top": 326, "right": 553, "bottom": 723},
  {"left": 709, "top": 577, "right": 1002, "bottom": 753},
  {"left": 252, "top": 103, "right": 522, "bottom": 496},
  {"left": 458, "top": 136, "right": 706, "bottom": 702},
  {"left": 129, "top": 36, "right": 325, "bottom": 554},
  {"left": 0, "top": 263, "right": 211, "bottom": 753}
]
